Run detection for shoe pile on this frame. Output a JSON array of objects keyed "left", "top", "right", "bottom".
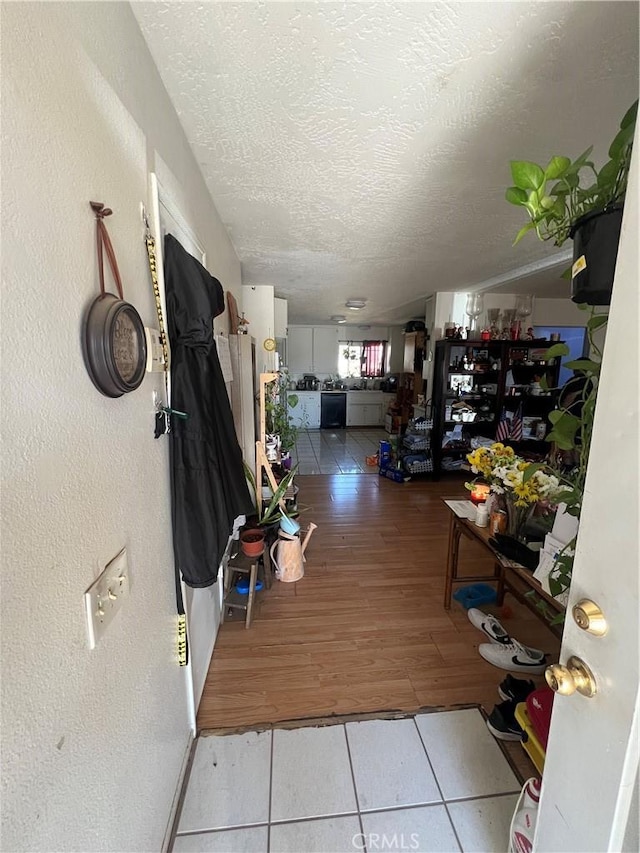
[
  {"left": 486, "top": 675, "right": 535, "bottom": 741},
  {"left": 467, "top": 608, "right": 547, "bottom": 674},
  {"left": 466, "top": 608, "right": 548, "bottom": 743}
]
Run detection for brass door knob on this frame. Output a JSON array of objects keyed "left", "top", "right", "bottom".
[
  {"left": 545, "top": 655, "right": 597, "bottom": 698},
  {"left": 572, "top": 599, "right": 608, "bottom": 636}
]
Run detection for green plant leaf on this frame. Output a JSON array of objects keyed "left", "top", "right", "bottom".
[
  {"left": 512, "top": 221, "right": 538, "bottom": 245},
  {"left": 620, "top": 99, "right": 638, "bottom": 130},
  {"left": 260, "top": 464, "right": 299, "bottom": 524},
  {"left": 545, "top": 343, "right": 570, "bottom": 359},
  {"left": 545, "top": 156, "right": 571, "bottom": 180},
  {"left": 510, "top": 160, "right": 545, "bottom": 191},
  {"left": 288, "top": 393, "right": 299, "bottom": 408},
  {"left": 505, "top": 186, "right": 529, "bottom": 206},
  {"left": 523, "top": 462, "right": 545, "bottom": 484},
  {"left": 539, "top": 374, "right": 549, "bottom": 390},
  {"left": 597, "top": 158, "right": 620, "bottom": 189},
  {"left": 560, "top": 266, "right": 572, "bottom": 280},
  {"left": 564, "top": 358, "right": 600, "bottom": 373},
  {"left": 587, "top": 314, "right": 608, "bottom": 332},
  {"left": 609, "top": 123, "right": 635, "bottom": 159},
  {"left": 540, "top": 195, "right": 555, "bottom": 210},
  {"left": 569, "top": 146, "right": 594, "bottom": 171}
]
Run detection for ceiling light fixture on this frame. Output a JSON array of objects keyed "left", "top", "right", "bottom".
[
  {"left": 345, "top": 299, "right": 366, "bottom": 310},
  {"left": 331, "top": 315, "right": 347, "bottom": 323}
]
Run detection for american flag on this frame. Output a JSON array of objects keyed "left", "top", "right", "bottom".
[
  {"left": 496, "top": 409, "right": 510, "bottom": 442},
  {"left": 510, "top": 402, "right": 524, "bottom": 442}
]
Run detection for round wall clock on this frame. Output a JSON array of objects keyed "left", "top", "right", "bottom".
[
  {"left": 84, "top": 293, "right": 147, "bottom": 397},
  {"left": 83, "top": 202, "right": 147, "bottom": 398},
  {"left": 263, "top": 337, "right": 276, "bottom": 352}
]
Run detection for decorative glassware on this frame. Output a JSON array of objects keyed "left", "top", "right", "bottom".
[
  {"left": 465, "top": 293, "right": 484, "bottom": 338},
  {"left": 515, "top": 295, "right": 534, "bottom": 339}
]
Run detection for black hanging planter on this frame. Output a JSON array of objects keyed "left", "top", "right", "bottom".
[{"left": 569, "top": 204, "right": 623, "bottom": 306}]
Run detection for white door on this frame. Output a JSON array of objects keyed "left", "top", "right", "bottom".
[{"left": 534, "top": 133, "right": 639, "bottom": 851}]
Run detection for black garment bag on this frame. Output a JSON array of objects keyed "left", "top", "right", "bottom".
[{"left": 164, "top": 234, "right": 253, "bottom": 587}]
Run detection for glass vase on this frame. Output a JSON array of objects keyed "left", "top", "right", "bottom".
[{"left": 504, "top": 492, "right": 536, "bottom": 541}]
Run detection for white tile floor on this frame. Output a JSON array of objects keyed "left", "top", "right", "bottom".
[
  {"left": 291, "top": 429, "right": 387, "bottom": 475},
  {"left": 172, "top": 709, "right": 520, "bottom": 853}
]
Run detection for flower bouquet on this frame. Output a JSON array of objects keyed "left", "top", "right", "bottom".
[{"left": 466, "top": 443, "right": 567, "bottom": 539}]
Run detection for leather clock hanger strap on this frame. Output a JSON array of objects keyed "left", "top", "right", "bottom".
[{"left": 90, "top": 201, "right": 124, "bottom": 300}]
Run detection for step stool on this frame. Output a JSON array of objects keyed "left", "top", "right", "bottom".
[{"left": 223, "top": 550, "right": 270, "bottom": 628}]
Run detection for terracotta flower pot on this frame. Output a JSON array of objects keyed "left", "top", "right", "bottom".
[{"left": 240, "top": 529, "right": 265, "bottom": 557}]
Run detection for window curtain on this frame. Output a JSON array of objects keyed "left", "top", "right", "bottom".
[{"left": 361, "top": 340, "right": 388, "bottom": 377}]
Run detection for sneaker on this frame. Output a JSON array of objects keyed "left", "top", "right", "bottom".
[
  {"left": 479, "top": 639, "right": 547, "bottom": 674},
  {"left": 468, "top": 608, "right": 511, "bottom": 644},
  {"left": 498, "top": 674, "right": 536, "bottom": 703},
  {"left": 486, "top": 699, "right": 523, "bottom": 741}
]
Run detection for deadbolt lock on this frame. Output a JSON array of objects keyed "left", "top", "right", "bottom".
[
  {"left": 545, "top": 656, "right": 597, "bottom": 698},
  {"left": 572, "top": 599, "right": 608, "bottom": 636}
]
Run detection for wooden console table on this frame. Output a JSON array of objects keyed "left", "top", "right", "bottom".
[{"left": 443, "top": 500, "right": 565, "bottom": 635}]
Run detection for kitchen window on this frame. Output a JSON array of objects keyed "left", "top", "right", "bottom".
[{"left": 338, "top": 340, "right": 388, "bottom": 378}]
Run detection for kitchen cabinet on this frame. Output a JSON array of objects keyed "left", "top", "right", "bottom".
[
  {"left": 346, "top": 392, "right": 394, "bottom": 427},
  {"left": 288, "top": 391, "right": 321, "bottom": 429},
  {"left": 351, "top": 403, "right": 383, "bottom": 427},
  {"left": 274, "top": 297, "right": 288, "bottom": 338},
  {"left": 287, "top": 326, "right": 338, "bottom": 374},
  {"left": 312, "top": 327, "right": 339, "bottom": 373},
  {"left": 287, "top": 328, "right": 314, "bottom": 374}
]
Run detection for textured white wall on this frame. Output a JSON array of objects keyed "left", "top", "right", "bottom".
[
  {"left": 0, "top": 4, "right": 239, "bottom": 850},
  {"left": 532, "top": 297, "right": 588, "bottom": 327}
]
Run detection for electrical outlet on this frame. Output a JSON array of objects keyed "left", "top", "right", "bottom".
[{"left": 84, "top": 547, "right": 130, "bottom": 649}]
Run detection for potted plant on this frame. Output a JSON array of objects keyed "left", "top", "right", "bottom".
[
  {"left": 506, "top": 99, "right": 637, "bottom": 305},
  {"left": 243, "top": 461, "right": 299, "bottom": 530},
  {"left": 519, "top": 306, "right": 607, "bottom": 606},
  {"left": 265, "top": 370, "right": 300, "bottom": 467}
]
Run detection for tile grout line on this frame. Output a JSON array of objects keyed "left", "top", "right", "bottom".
[
  {"left": 267, "top": 729, "right": 274, "bottom": 853},
  {"left": 343, "top": 723, "right": 367, "bottom": 853},
  {"left": 412, "top": 716, "right": 464, "bottom": 853}
]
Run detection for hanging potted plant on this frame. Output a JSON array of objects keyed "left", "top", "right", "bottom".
[{"left": 506, "top": 99, "right": 637, "bottom": 305}]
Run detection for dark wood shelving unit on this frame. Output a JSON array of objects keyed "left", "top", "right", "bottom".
[{"left": 432, "top": 339, "right": 562, "bottom": 478}]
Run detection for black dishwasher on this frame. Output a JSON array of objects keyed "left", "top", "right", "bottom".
[{"left": 321, "top": 392, "right": 347, "bottom": 429}]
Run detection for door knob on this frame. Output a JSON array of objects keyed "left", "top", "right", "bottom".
[
  {"left": 572, "top": 599, "right": 608, "bottom": 636},
  {"left": 545, "top": 655, "right": 597, "bottom": 698}
]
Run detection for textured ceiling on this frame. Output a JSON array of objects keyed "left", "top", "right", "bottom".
[{"left": 133, "top": 2, "right": 639, "bottom": 324}]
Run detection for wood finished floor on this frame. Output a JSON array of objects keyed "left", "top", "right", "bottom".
[{"left": 198, "top": 474, "right": 560, "bottom": 775}]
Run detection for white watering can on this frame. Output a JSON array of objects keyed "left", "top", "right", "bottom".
[{"left": 270, "top": 523, "right": 317, "bottom": 583}]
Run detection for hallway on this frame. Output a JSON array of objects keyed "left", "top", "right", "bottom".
[{"left": 198, "top": 475, "right": 559, "bottom": 781}]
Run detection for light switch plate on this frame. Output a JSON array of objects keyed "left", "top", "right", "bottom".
[{"left": 84, "top": 547, "right": 130, "bottom": 649}]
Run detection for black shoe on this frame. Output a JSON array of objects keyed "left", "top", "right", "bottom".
[
  {"left": 498, "top": 674, "right": 536, "bottom": 703},
  {"left": 486, "top": 699, "right": 523, "bottom": 742}
]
